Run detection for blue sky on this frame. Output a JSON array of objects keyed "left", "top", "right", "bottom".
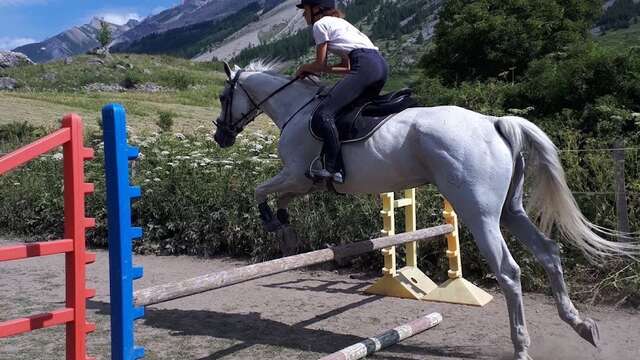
[{"left": 0, "top": 0, "right": 182, "bottom": 50}]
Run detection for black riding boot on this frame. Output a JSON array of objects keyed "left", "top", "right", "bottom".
[{"left": 317, "top": 115, "right": 344, "bottom": 183}]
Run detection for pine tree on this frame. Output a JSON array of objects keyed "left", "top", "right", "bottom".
[{"left": 98, "top": 21, "right": 112, "bottom": 48}]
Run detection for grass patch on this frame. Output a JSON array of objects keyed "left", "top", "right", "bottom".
[{"left": 594, "top": 20, "right": 640, "bottom": 54}]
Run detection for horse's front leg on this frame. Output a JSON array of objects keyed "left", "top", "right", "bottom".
[
  {"left": 273, "top": 192, "right": 309, "bottom": 256},
  {"left": 255, "top": 169, "right": 311, "bottom": 232}
]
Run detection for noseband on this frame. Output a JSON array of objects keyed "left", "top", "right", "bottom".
[{"left": 215, "top": 70, "right": 300, "bottom": 134}]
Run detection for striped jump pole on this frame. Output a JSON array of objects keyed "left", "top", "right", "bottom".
[{"left": 319, "top": 313, "right": 443, "bottom": 360}]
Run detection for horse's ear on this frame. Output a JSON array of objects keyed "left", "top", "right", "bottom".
[{"left": 223, "top": 62, "right": 232, "bottom": 79}]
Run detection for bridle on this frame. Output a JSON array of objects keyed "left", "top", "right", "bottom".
[{"left": 214, "top": 70, "right": 301, "bottom": 135}]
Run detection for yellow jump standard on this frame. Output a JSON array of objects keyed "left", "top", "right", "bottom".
[{"left": 366, "top": 190, "right": 492, "bottom": 306}]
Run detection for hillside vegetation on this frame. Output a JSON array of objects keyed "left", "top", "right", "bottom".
[{"left": 0, "top": 54, "right": 245, "bottom": 134}]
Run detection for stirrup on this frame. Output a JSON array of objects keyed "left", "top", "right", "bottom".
[{"left": 309, "top": 168, "right": 344, "bottom": 184}]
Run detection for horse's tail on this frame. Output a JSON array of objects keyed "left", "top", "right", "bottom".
[{"left": 495, "top": 115, "right": 640, "bottom": 262}]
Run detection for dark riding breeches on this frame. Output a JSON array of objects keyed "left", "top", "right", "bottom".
[{"left": 312, "top": 48, "right": 389, "bottom": 173}]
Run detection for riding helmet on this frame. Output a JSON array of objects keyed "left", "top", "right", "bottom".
[{"left": 296, "top": 0, "right": 336, "bottom": 9}]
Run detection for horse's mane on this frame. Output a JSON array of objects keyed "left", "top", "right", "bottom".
[
  {"left": 232, "top": 59, "right": 324, "bottom": 89},
  {"left": 235, "top": 59, "right": 286, "bottom": 75}
]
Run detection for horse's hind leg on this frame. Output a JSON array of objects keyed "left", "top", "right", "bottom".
[
  {"left": 501, "top": 155, "right": 600, "bottom": 347},
  {"left": 441, "top": 187, "right": 531, "bottom": 360}
]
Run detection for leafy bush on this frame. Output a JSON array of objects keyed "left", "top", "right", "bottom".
[
  {"left": 120, "top": 70, "right": 142, "bottom": 89},
  {"left": 423, "top": 0, "right": 602, "bottom": 84},
  {"left": 156, "top": 111, "right": 176, "bottom": 132},
  {"left": 158, "top": 70, "right": 195, "bottom": 90},
  {"left": 0, "top": 122, "right": 47, "bottom": 148}
]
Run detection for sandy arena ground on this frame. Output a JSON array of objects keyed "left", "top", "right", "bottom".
[{"left": 1, "top": 238, "right": 638, "bottom": 360}]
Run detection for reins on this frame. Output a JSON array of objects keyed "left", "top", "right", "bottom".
[
  {"left": 216, "top": 71, "right": 324, "bottom": 134},
  {"left": 215, "top": 71, "right": 301, "bottom": 132}
]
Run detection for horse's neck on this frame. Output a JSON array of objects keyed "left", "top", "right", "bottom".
[{"left": 244, "top": 73, "right": 319, "bottom": 130}]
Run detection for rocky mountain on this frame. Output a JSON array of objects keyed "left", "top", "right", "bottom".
[
  {"left": 13, "top": 18, "right": 138, "bottom": 63},
  {"left": 193, "top": 0, "right": 306, "bottom": 61},
  {"left": 194, "top": 0, "right": 443, "bottom": 62},
  {"left": 219, "top": 0, "right": 444, "bottom": 67},
  {"left": 112, "top": 0, "right": 280, "bottom": 49}
]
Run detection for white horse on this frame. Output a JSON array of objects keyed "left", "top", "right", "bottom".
[{"left": 212, "top": 60, "right": 640, "bottom": 360}]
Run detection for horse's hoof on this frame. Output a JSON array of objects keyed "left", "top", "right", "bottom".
[
  {"left": 513, "top": 351, "right": 533, "bottom": 360},
  {"left": 575, "top": 318, "right": 600, "bottom": 347},
  {"left": 263, "top": 219, "right": 282, "bottom": 233}
]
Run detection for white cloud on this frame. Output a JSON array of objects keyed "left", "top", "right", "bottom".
[
  {"left": 0, "top": 36, "right": 36, "bottom": 50},
  {"left": 0, "top": 0, "right": 47, "bottom": 6},
  {"left": 97, "top": 12, "right": 143, "bottom": 26}
]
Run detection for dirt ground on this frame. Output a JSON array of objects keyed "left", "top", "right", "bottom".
[{"left": 1, "top": 238, "right": 638, "bottom": 360}]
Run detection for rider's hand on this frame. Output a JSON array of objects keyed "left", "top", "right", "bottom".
[{"left": 295, "top": 65, "right": 316, "bottom": 79}]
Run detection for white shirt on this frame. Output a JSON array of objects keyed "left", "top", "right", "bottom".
[{"left": 312, "top": 16, "right": 378, "bottom": 56}]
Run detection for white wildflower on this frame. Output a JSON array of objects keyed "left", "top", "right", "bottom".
[
  {"left": 144, "top": 179, "right": 151, "bottom": 183},
  {"left": 153, "top": 178, "right": 161, "bottom": 182},
  {"left": 52, "top": 153, "right": 64, "bottom": 161},
  {"left": 154, "top": 167, "right": 163, "bottom": 171},
  {"left": 13, "top": 182, "right": 20, "bottom": 186},
  {"left": 161, "top": 151, "right": 170, "bottom": 156}
]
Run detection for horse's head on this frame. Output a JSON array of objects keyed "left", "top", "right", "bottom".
[{"left": 214, "top": 62, "right": 261, "bottom": 148}]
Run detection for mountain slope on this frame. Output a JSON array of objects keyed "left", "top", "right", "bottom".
[
  {"left": 227, "top": 0, "right": 443, "bottom": 68},
  {"left": 13, "top": 18, "right": 138, "bottom": 63},
  {"left": 112, "top": 0, "right": 274, "bottom": 49},
  {"left": 113, "top": 2, "right": 264, "bottom": 58}
]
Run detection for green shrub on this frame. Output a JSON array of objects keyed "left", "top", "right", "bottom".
[
  {"left": 0, "top": 122, "right": 46, "bottom": 143},
  {"left": 158, "top": 70, "right": 195, "bottom": 90},
  {"left": 156, "top": 111, "right": 176, "bottom": 132},
  {"left": 120, "top": 70, "right": 141, "bottom": 89}
]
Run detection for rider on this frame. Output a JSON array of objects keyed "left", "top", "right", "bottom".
[{"left": 296, "top": 0, "right": 389, "bottom": 184}]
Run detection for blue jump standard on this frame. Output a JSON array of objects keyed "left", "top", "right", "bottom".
[{"left": 103, "top": 103, "right": 144, "bottom": 360}]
